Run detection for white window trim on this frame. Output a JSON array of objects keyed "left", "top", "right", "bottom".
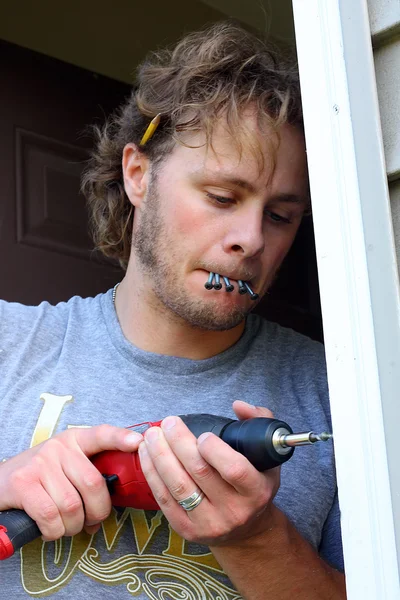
[{"left": 292, "top": 0, "right": 400, "bottom": 597}]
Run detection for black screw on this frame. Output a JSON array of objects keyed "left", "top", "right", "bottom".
[
  {"left": 223, "top": 276, "right": 234, "bottom": 292},
  {"left": 213, "top": 273, "right": 222, "bottom": 290},
  {"left": 205, "top": 272, "right": 215, "bottom": 290},
  {"left": 244, "top": 282, "right": 259, "bottom": 301},
  {"left": 238, "top": 280, "right": 247, "bottom": 295}
]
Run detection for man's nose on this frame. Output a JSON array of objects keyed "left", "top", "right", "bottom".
[{"left": 222, "top": 210, "right": 265, "bottom": 259}]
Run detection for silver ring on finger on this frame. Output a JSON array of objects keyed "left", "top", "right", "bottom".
[{"left": 178, "top": 489, "right": 205, "bottom": 512}]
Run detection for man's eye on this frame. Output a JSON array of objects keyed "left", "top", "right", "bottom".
[
  {"left": 264, "top": 210, "right": 292, "bottom": 224},
  {"left": 206, "top": 192, "right": 233, "bottom": 205}
]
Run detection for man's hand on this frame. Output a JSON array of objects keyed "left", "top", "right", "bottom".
[
  {"left": 138, "top": 400, "right": 279, "bottom": 545},
  {"left": 0, "top": 426, "right": 143, "bottom": 540},
  {"left": 138, "top": 401, "right": 346, "bottom": 599}
]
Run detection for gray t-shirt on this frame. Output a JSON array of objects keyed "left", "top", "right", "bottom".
[{"left": 0, "top": 290, "right": 343, "bottom": 599}]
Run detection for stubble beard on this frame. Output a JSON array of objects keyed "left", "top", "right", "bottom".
[{"left": 132, "top": 181, "right": 259, "bottom": 331}]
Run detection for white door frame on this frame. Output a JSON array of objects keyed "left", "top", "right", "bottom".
[{"left": 292, "top": 0, "right": 400, "bottom": 597}]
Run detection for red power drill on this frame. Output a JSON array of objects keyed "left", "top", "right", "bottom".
[{"left": 0, "top": 413, "right": 332, "bottom": 560}]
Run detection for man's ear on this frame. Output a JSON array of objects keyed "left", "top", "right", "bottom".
[{"left": 122, "top": 143, "right": 150, "bottom": 208}]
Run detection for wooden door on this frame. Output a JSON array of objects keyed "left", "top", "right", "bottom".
[{"left": 0, "top": 40, "right": 127, "bottom": 305}]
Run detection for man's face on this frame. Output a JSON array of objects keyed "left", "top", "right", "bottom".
[{"left": 131, "top": 116, "right": 309, "bottom": 331}]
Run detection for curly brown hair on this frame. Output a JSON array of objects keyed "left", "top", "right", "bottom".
[{"left": 81, "top": 21, "right": 303, "bottom": 270}]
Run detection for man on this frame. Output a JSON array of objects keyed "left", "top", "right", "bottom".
[{"left": 0, "top": 22, "right": 345, "bottom": 599}]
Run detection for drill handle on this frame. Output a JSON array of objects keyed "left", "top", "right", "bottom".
[
  {"left": 180, "top": 413, "right": 234, "bottom": 437},
  {"left": 0, "top": 510, "right": 41, "bottom": 560},
  {"left": 0, "top": 475, "right": 118, "bottom": 560}
]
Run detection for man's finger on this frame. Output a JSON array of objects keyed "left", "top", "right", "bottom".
[
  {"left": 138, "top": 440, "right": 177, "bottom": 513},
  {"left": 232, "top": 400, "right": 274, "bottom": 421},
  {"left": 160, "top": 417, "right": 226, "bottom": 499},
  {"left": 197, "top": 432, "right": 268, "bottom": 497},
  {"left": 20, "top": 485, "right": 65, "bottom": 541},
  {"left": 61, "top": 452, "right": 112, "bottom": 530},
  {"left": 39, "top": 466, "right": 85, "bottom": 537},
  {"left": 72, "top": 425, "right": 143, "bottom": 457},
  {"left": 84, "top": 523, "right": 102, "bottom": 536}
]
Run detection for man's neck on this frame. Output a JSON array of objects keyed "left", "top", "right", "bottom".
[{"left": 114, "top": 275, "right": 245, "bottom": 360}]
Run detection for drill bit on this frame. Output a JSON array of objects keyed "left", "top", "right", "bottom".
[
  {"left": 280, "top": 431, "right": 333, "bottom": 447},
  {"left": 309, "top": 432, "right": 333, "bottom": 443},
  {"left": 272, "top": 428, "right": 333, "bottom": 454}
]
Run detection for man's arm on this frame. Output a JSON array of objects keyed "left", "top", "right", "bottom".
[{"left": 210, "top": 505, "right": 346, "bottom": 600}]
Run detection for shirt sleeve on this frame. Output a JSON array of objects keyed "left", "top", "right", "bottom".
[{"left": 318, "top": 490, "right": 344, "bottom": 572}]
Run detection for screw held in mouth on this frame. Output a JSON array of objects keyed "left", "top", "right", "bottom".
[
  {"left": 204, "top": 272, "right": 214, "bottom": 290},
  {"left": 238, "top": 280, "right": 247, "bottom": 295},
  {"left": 244, "top": 282, "right": 259, "bottom": 300},
  {"left": 223, "top": 276, "right": 234, "bottom": 292},
  {"left": 213, "top": 273, "right": 222, "bottom": 290},
  {"left": 204, "top": 272, "right": 258, "bottom": 301}
]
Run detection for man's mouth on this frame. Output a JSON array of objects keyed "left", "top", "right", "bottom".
[{"left": 203, "top": 271, "right": 259, "bottom": 300}]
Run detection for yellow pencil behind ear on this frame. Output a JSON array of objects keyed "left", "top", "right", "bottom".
[{"left": 139, "top": 114, "right": 161, "bottom": 146}]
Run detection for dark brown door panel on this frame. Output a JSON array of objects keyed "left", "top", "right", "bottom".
[{"left": 0, "top": 40, "right": 127, "bottom": 305}]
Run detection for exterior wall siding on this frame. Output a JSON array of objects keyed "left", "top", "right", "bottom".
[
  {"left": 389, "top": 179, "right": 400, "bottom": 263},
  {"left": 368, "top": 0, "right": 400, "bottom": 255},
  {"left": 369, "top": 0, "right": 400, "bottom": 40},
  {"left": 374, "top": 40, "right": 400, "bottom": 180}
]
